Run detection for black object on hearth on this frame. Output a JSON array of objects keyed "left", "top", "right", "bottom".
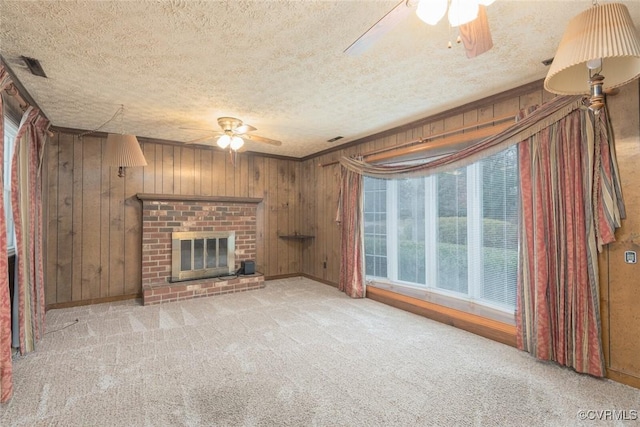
[{"left": 240, "top": 260, "right": 255, "bottom": 275}]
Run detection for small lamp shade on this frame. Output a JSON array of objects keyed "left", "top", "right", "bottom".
[
  {"left": 105, "top": 133, "right": 147, "bottom": 177},
  {"left": 230, "top": 136, "right": 244, "bottom": 151},
  {"left": 544, "top": 2, "right": 640, "bottom": 95},
  {"left": 448, "top": 0, "right": 479, "bottom": 27},
  {"left": 217, "top": 134, "right": 231, "bottom": 149},
  {"left": 416, "top": 0, "right": 447, "bottom": 26}
]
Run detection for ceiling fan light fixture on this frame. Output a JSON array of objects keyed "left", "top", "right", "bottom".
[
  {"left": 230, "top": 136, "right": 244, "bottom": 151},
  {"left": 448, "top": 0, "right": 479, "bottom": 27},
  {"left": 217, "top": 134, "right": 231, "bottom": 149},
  {"left": 416, "top": 0, "right": 447, "bottom": 26}
]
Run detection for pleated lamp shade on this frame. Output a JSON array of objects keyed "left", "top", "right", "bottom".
[
  {"left": 544, "top": 2, "right": 640, "bottom": 95},
  {"left": 105, "top": 133, "right": 147, "bottom": 177}
]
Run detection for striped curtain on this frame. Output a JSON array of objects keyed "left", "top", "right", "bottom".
[
  {"left": 337, "top": 168, "right": 365, "bottom": 298},
  {"left": 0, "top": 66, "right": 14, "bottom": 402},
  {"left": 517, "top": 106, "right": 623, "bottom": 377},
  {"left": 11, "top": 106, "right": 49, "bottom": 356}
]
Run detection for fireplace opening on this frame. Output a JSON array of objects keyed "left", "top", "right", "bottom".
[{"left": 171, "top": 231, "right": 235, "bottom": 282}]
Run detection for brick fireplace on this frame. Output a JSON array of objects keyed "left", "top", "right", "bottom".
[{"left": 137, "top": 194, "right": 264, "bottom": 305}]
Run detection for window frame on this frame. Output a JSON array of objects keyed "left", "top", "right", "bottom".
[
  {"left": 3, "top": 114, "right": 18, "bottom": 256},
  {"left": 363, "top": 147, "right": 519, "bottom": 316}
]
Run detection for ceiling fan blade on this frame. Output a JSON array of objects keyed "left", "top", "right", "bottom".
[
  {"left": 234, "top": 124, "right": 257, "bottom": 135},
  {"left": 184, "top": 135, "right": 216, "bottom": 144},
  {"left": 459, "top": 5, "right": 493, "bottom": 59},
  {"left": 245, "top": 134, "right": 282, "bottom": 146},
  {"left": 344, "top": 0, "right": 416, "bottom": 56}
]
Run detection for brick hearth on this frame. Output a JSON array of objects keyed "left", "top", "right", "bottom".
[
  {"left": 142, "top": 274, "right": 264, "bottom": 305},
  {"left": 137, "top": 194, "right": 264, "bottom": 305}
]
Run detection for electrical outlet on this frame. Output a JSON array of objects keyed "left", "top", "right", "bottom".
[{"left": 625, "top": 251, "right": 637, "bottom": 264}]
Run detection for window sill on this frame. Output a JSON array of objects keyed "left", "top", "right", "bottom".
[
  {"left": 368, "top": 279, "right": 515, "bottom": 325},
  {"left": 366, "top": 282, "right": 517, "bottom": 347}
]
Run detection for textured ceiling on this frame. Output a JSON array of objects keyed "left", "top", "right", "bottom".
[{"left": 1, "top": 0, "right": 639, "bottom": 158}]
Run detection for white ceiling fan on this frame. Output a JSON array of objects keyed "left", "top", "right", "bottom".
[
  {"left": 344, "top": 0, "right": 495, "bottom": 59},
  {"left": 182, "top": 117, "right": 282, "bottom": 152}
]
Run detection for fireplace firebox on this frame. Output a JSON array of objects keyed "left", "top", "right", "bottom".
[{"left": 171, "top": 231, "right": 235, "bottom": 282}]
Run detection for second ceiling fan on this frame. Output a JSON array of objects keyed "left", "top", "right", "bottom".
[
  {"left": 182, "top": 117, "right": 282, "bottom": 152},
  {"left": 344, "top": 0, "right": 495, "bottom": 59}
]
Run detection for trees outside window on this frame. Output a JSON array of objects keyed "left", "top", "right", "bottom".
[{"left": 363, "top": 145, "right": 518, "bottom": 311}]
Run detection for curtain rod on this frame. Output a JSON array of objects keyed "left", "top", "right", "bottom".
[
  {"left": 319, "top": 113, "right": 515, "bottom": 167},
  {"left": 2, "top": 80, "right": 54, "bottom": 137},
  {"left": 4, "top": 83, "right": 30, "bottom": 111}
]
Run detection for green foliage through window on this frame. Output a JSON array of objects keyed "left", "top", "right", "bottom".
[{"left": 363, "top": 146, "right": 519, "bottom": 311}]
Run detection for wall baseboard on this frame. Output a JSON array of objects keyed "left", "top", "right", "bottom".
[
  {"left": 264, "top": 273, "right": 304, "bottom": 281},
  {"left": 264, "top": 273, "right": 338, "bottom": 288},
  {"left": 605, "top": 368, "right": 640, "bottom": 390},
  {"left": 299, "top": 274, "right": 337, "bottom": 288}
]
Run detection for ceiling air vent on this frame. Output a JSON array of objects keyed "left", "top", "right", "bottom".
[
  {"left": 21, "top": 56, "right": 47, "bottom": 78},
  {"left": 327, "top": 136, "right": 343, "bottom": 143}
]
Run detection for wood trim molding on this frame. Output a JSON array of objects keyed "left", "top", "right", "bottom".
[
  {"left": 366, "top": 285, "right": 517, "bottom": 347},
  {"left": 136, "top": 193, "right": 263, "bottom": 204}
]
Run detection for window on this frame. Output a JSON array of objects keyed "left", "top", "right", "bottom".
[
  {"left": 363, "top": 177, "right": 387, "bottom": 278},
  {"left": 363, "top": 145, "right": 519, "bottom": 312},
  {"left": 3, "top": 116, "right": 17, "bottom": 255}
]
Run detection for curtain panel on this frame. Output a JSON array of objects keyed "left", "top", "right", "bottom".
[
  {"left": 517, "top": 106, "right": 623, "bottom": 377},
  {"left": 11, "top": 106, "right": 49, "bottom": 356},
  {"left": 337, "top": 95, "right": 623, "bottom": 376},
  {"left": 337, "top": 168, "right": 365, "bottom": 298},
  {"left": 0, "top": 66, "right": 14, "bottom": 403}
]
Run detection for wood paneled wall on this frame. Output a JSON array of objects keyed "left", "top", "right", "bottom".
[{"left": 43, "top": 135, "right": 300, "bottom": 306}]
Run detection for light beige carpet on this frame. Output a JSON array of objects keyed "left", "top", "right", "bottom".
[{"left": 1, "top": 277, "right": 639, "bottom": 426}]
